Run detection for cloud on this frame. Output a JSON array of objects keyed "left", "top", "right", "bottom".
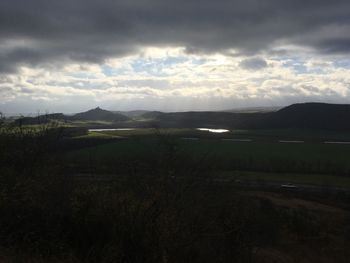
[
  {"left": 239, "top": 57, "right": 268, "bottom": 70},
  {"left": 1, "top": 1, "right": 350, "bottom": 113},
  {"left": 1, "top": 0, "right": 350, "bottom": 72},
  {"left": 316, "top": 38, "right": 350, "bottom": 54},
  {"left": 1, "top": 49, "right": 350, "bottom": 114}
]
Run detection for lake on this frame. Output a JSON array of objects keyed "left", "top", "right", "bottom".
[
  {"left": 197, "top": 128, "right": 229, "bottom": 133},
  {"left": 89, "top": 128, "right": 135, "bottom": 132}
]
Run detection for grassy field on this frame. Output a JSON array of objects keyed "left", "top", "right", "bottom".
[
  {"left": 69, "top": 136, "right": 350, "bottom": 163},
  {"left": 84, "top": 127, "right": 350, "bottom": 141},
  {"left": 64, "top": 129, "right": 350, "bottom": 185}
]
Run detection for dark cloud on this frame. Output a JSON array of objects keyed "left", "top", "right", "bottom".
[
  {"left": 239, "top": 57, "right": 268, "bottom": 70},
  {"left": 316, "top": 38, "right": 350, "bottom": 54},
  {"left": 0, "top": 0, "right": 350, "bottom": 72}
]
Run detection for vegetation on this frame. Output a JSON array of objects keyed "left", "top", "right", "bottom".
[
  {"left": 1, "top": 115, "right": 350, "bottom": 262},
  {"left": 66, "top": 129, "right": 350, "bottom": 177}
]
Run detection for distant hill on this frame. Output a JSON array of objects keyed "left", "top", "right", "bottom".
[
  {"left": 115, "top": 110, "right": 151, "bottom": 118},
  {"left": 11, "top": 103, "right": 350, "bottom": 131},
  {"left": 71, "top": 107, "right": 129, "bottom": 122},
  {"left": 269, "top": 103, "right": 350, "bottom": 130},
  {"left": 223, "top": 106, "right": 282, "bottom": 113},
  {"left": 14, "top": 107, "right": 130, "bottom": 125},
  {"left": 146, "top": 103, "right": 350, "bottom": 131},
  {"left": 15, "top": 113, "right": 66, "bottom": 125},
  {"left": 152, "top": 111, "right": 259, "bottom": 129},
  {"left": 140, "top": 111, "right": 164, "bottom": 119}
]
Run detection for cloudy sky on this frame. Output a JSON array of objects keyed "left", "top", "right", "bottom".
[{"left": 1, "top": 0, "right": 350, "bottom": 114}]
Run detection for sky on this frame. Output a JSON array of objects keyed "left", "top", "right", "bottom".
[{"left": 1, "top": 0, "right": 350, "bottom": 115}]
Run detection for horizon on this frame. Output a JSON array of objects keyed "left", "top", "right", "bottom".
[
  {"left": 2, "top": 104, "right": 283, "bottom": 117},
  {"left": 3, "top": 101, "right": 350, "bottom": 117}
]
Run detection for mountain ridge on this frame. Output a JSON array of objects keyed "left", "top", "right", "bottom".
[
  {"left": 12, "top": 103, "right": 350, "bottom": 131},
  {"left": 71, "top": 107, "right": 129, "bottom": 122}
]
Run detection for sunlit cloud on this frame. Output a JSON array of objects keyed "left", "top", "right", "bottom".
[{"left": 1, "top": 46, "right": 350, "bottom": 114}]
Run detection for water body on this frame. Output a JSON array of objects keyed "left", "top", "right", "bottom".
[
  {"left": 181, "top": 137, "right": 200, "bottom": 140},
  {"left": 279, "top": 140, "right": 304, "bottom": 143},
  {"left": 89, "top": 128, "right": 135, "bottom": 132},
  {"left": 197, "top": 128, "right": 229, "bottom": 133},
  {"left": 221, "top": 138, "right": 252, "bottom": 142},
  {"left": 324, "top": 141, "right": 350, "bottom": 144}
]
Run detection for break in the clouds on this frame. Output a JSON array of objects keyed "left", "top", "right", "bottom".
[{"left": 1, "top": 0, "right": 350, "bottom": 113}]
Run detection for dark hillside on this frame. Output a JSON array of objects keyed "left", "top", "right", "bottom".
[
  {"left": 115, "top": 110, "right": 150, "bottom": 118},
  {"left": 155, "top": 111, "right": 269, "bottom": 129},
  {"left": 149, "top": 103, "right": 350, "bottom": 131},
  {"left": 269, "top": 103, "right": 350, "bottom": 130},
  {"left": 141, "top": 111, "right": 164, "bottom": 119},
  {"left": 15, "top": 113, "right": 66, "bottom": 125},
  {"left": 71, "top": 107, "right": 129, "bottom": 122}
]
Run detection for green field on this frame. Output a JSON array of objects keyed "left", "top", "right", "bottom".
[
  {"left": 64, "top": 128, "right": 350, "bottom": 187},
  {"left": 5, "top": 125, "right": 349, "bottom": 187},
  {"left": 82, "top": 127, "right": 350, "bottom": 141}
]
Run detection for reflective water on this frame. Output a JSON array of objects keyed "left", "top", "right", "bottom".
[
  {"left": 197, "top": 128, "right": 229, "bottom": 133},
  {"left": 324, "top": 141, "right": 350, "bottom": 144},
  {"left": 89, "top": 128, "right": 135, "bottom": 132}
]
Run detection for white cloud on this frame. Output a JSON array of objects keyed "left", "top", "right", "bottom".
[{"left": 1, "top": 46, "right": 350, "bottom": 114}]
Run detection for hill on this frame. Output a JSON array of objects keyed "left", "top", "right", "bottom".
[
  {"left": 71, "top": 107, "right": 129, "bottom": 122},
  {"left": 15, "top": 113, "right": 66, "bottom": 125},
  {"left": 11, "top": 103, "right": 350, "bottom": 131},
  {"left": 147, "top": 103, "right": 350, "bottom": 131},
  {"left": 114, "top": 110, "right": 151, "bottom": 118},
  {"left": 269, "top": 103, "right": 350, "bottom": 130},
  {"left": 223, "top": 106, "right": 281, "bottom": 113},
  {"left": 140, "top": 111, "right": 164, "bottom": 120},
  {"left": 13, "top": 107, "right": 130, "bottom": 125}
]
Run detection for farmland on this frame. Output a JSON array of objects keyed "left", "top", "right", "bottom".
[
  {"left": 66, "top": 128, "right": 350, "bottom": 181},
  {"left": 2, "top": 121, "right": 350, "bottom": 262}
]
